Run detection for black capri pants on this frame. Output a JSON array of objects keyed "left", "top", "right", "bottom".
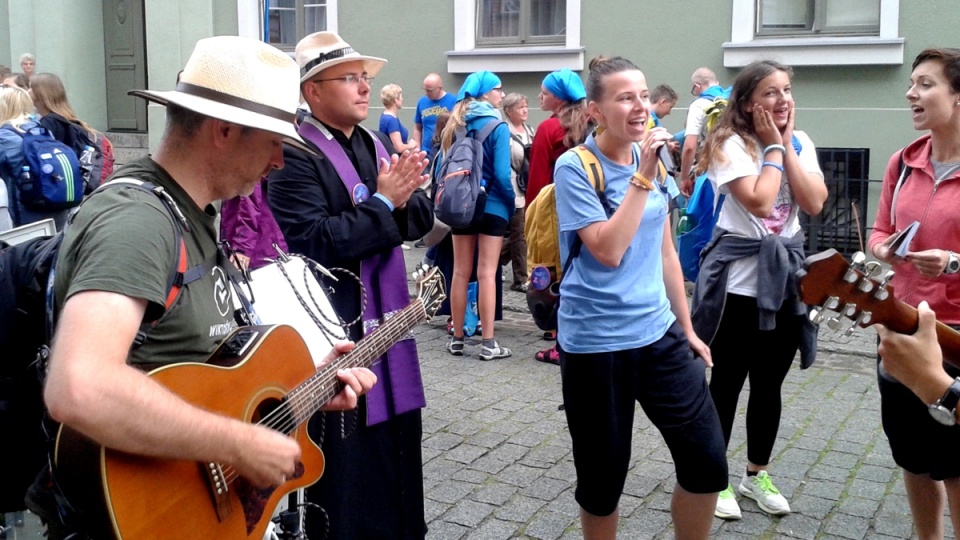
[{"left": 559, "top": 322, "right": 728, "bottom": 517}]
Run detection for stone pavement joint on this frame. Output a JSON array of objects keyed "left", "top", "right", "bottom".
[{"left": 403, "top": 243, "right": 931, "bottom": 539}]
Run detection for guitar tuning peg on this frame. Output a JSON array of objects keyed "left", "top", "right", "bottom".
[
  {"left": 809, "top": 296, "right": 841, "bottom": 325},
  {"left": 874, "top": 270, "right": 895, "bottom": 301},
  {"left": 864, "top": 261, "right": 882, "bottom": 278},
  {"left": 843, "top": 310, "right": 873, "bottom": 336},
  {"left": 856, "top": 277, "right": 875, "bottom": 293},
  {"left": 841, "top": 302, "right": 858, "bottom": 318},
  {"left": 851, "top": 251, "right": 867, "bottom": 267},
  {"left": 826, "top": 316, "right": 843, "bottom": 331}
]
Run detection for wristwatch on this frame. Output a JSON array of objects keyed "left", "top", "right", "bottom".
[
  {"left": 928, "top": 377, "right": 960, "bottom": 426},
  {"left": 945, "top": 251, "right": 960, "bottom": 275}
]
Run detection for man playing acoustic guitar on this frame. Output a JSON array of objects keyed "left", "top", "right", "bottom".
[{"left": 39, "top": 36, "right": 377, "bottom": 539}]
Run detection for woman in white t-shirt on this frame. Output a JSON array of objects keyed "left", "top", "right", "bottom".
[{"left": 690, "top": 60, "right": 827, "bottom": 521}]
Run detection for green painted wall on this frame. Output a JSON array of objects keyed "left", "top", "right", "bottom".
[
  {"left": 0, "top": 0, "right": 11, "bottom": 71},
  {"left": 5, "top": 0, "right": 106, "bottom": 130},
  {"left": 337, "top": 0, "right": 959, "bottom": 230},
  {"left": 143, "top": 0, "right": 240, "bottom": 150}
]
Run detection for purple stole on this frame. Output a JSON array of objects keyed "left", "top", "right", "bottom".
[{"left": 298, "top": 117, "right": 425, "bottom": 426}]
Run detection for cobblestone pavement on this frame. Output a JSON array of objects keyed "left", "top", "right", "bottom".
[{"left": 403, "top": 244, "right": 938, "bottom": 540}]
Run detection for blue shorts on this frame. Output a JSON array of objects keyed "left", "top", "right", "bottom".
[
  {"left": 559, "top": 322, "right": 728, "bottom": 516},
  {"left": 451, "top": 212, "right": 508, "bottom": 237}
]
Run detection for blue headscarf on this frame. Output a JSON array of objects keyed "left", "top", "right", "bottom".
[
  {"left": 457, "top": 71, "right": 502, "bottom": 102},
  {"left": 542, "top": 68, "right": 586, "bottom": 103}
]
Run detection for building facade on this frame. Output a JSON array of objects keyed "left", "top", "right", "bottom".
[{"left": 2, "top": 0, "right": 956, "bottom": 233}]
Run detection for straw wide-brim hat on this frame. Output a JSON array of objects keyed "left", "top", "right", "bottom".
[
  {"left": 296, "top": 31, "right": 386, "bottom": 83},
  {"left": 129, "top": 36, "right": 309, "bottom": 152}
]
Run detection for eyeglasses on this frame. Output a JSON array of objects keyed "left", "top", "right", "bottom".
[
  {"left": 690, "top": 83, "right": 701, "bottom": 97},
  {"left": 494, "top": 87, "right": 504, "bottom": 94},
  {"left": 314, "top": 74, "right": 374, "bottom": 85},
  {"left": 423, "top": 86, "right": 439, "bottom": 92}
]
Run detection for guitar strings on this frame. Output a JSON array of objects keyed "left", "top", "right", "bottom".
[{"left": 214, "top": 298, "right": 431, "bottom": 487}]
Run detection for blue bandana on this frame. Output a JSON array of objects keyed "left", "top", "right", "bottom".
[
  {"left": 457, "top": 71, "right": 501, "bottom": 101},
  {"left": 542, "top": 69, "right": 586, "bottom": 103}
]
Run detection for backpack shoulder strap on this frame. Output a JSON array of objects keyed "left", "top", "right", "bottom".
[
  {"left": 58, "top": 178, "right": 208, "bottom": 345},
  {"left": 474, "top": 119, "right": 505, "bottom": 144},
  {"left": 571, "top": 145, "right": 604, "bottom": 192},
  {"left": 889, "top": 148, "right": 912, "bottom": 227}
]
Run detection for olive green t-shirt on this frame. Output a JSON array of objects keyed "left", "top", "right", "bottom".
[{"left": 54, "top": 157, "right": 236, "bottom": 367}]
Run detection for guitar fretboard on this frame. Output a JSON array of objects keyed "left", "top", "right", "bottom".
[{"left": 273, "top": 299, "right": 427, "bottom": 431}]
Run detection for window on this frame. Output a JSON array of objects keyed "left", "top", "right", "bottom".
[
  {"left": 449, "top": 0, "right": 582, "bottom": 73},
  {"left": 723, "top": 0, "right": 902, "bottom": 67},
  {"left": 757, "top": 0, "right": 880, "bottom": 37},
  {"left": 476, "top": 0, "right": 566, "bottom": 47},
  {"left": 266, "top": 0, "right": 335, "bottom": 49}
]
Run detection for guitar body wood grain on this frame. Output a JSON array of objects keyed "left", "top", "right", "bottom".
[{"left": 54, "top": 325, "right": 323, "bottom": 540}]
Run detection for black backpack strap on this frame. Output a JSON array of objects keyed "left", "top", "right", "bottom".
[
  {"left": 43, "top": 178, "right": 208, "bottom": 348},
  {"left": 889, "top": 148, "right": 912, "bottom": 227}
]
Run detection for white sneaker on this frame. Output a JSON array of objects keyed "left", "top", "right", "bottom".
[
  {"left": 715, "top": 484, "right": 742, "bottom": 520},
  {"left": 739, "top": 471, "right": 790, "bottom": 515}
]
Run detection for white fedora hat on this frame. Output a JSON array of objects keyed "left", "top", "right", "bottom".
[
  {"left": 296, "top": 31, "right": 386, "bottom": 83},
  {"left": 129, "top": 36, "right": 309, "bottom": 152}
]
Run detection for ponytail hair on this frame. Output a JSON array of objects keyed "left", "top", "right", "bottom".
[{"left": 440, "top": 98, "right": 473, "bottom": 152}]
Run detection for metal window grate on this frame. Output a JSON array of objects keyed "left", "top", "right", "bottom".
[{"left": 801, "top": 148, "right": 871, "bottom": 257}]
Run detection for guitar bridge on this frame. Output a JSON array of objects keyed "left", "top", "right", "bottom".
[{"left": 201, "top": 461, "right": 233, "bottom": 522}]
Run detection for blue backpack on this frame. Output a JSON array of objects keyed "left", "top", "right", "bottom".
[
  {"left": 677, "top": 174, "right": 724, "bottom": 283},
  {"left": 434, "top": 120, "right": 504, "bottom": 229},
  {"left": 12, "top": 125, "right": 84, "bottom": 210}
]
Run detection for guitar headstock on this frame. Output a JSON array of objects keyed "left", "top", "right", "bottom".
[
  {"left": 416, "top": 266, "right": 447, "bottom": 320},
  {"left": 796, "top": 249, "right": 913, "bottom": 335}
]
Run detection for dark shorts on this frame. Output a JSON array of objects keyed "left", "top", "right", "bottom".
[
  {"left": 559, "top": 322, "right": 728, "bottom": 516},
  {"left": 878, "top": 354, "right": 960, "bottom": 480},
  {"left": 451, "top": 212, "right": 508, "bottom": 237}
]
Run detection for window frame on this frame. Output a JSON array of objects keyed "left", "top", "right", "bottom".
[
  {"left": 475, "top": 0, "right": 567, "bottom": 48},
  {"left": 449, "top": 0, "right": 583, "bottom": 74},
  {"left": 755, "top": 0, "right": 881, "bottom": 38},
  {"left": 236, "top": 0, "right": 338, "bottom": 51},
  {"left": 723, "top": 0, "right": 903, "bottom": 67}
]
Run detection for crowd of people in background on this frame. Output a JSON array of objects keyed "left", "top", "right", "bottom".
[{"left": 6, "top": 33, "right": 960, "bottom": 540}]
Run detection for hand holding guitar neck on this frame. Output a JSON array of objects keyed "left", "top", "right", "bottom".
[
  {"left": 796, "top": 248, "right": 960, "bottom": 368},
  {"left": 877, "top": 300, "right": 956, "bottom": 405}
]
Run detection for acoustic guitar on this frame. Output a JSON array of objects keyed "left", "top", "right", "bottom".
[
  {"left": 52, "top": 268, "right": 446, "bottom": 540},
  {"left": 796, "top": 249, "right": 960, "bottom": 368}
]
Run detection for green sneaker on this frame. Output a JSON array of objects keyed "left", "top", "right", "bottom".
[
  {"left": 715, "top": 484, "right": 742, "bottom": 520},
  {"left": 739, "top": 471, "right": 790, "bottom": 515}
]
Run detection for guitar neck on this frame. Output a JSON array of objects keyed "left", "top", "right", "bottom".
[
  {"left": 280, "top": 299, "right": 427, "bottom": 428},
  {"left": 879, "top": 300, "right": 960, "bottom": 369}
]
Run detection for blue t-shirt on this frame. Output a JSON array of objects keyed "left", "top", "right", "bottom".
[
  {"left": 378, "top": 113, "right": 409, "bottom": 144},
  {"left": 554, "top": 134, "right": 675, "bottom": 354},
  {"left": 414, "top": 93, "right": 457, "bottom": 147}
]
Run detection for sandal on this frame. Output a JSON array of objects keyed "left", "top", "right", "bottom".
[
  {"left": 479, "top": 342, "right": 511, "bottom": 361},
  {"left": 542, "top": 330, "right": 557, "bottom": 341},
  {"left": 447, "top": 338, "right": 465, "bottom": 356},
  {"left": 535, "top": 345, "right": 560, "bottom": 366}
]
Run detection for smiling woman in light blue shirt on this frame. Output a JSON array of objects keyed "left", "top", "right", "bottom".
[{"left": 553, "top": 56, "right": 727, "bottom": 540}]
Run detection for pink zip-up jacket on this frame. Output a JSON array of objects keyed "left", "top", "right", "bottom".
[{"left": 868, "top": 134, "right": 960, "bottom": 324}]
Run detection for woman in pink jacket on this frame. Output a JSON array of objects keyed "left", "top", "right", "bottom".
[{"left": 869, "top": 47, "right": 960, "bottom": 540}]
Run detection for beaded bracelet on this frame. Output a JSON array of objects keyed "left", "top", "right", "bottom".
[
  {"left": 762, "top": 161, "right": 784, "bottom": 172},
  {"left": 763, "top": 144, "right": 786, "bottom": 156},
  {"left": 628, "top": 172, "right": 654, "bottom": 191}
]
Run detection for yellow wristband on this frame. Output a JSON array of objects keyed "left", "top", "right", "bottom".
[{"left": 629, "top": 172, "right": 654, "bottom": 191}]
